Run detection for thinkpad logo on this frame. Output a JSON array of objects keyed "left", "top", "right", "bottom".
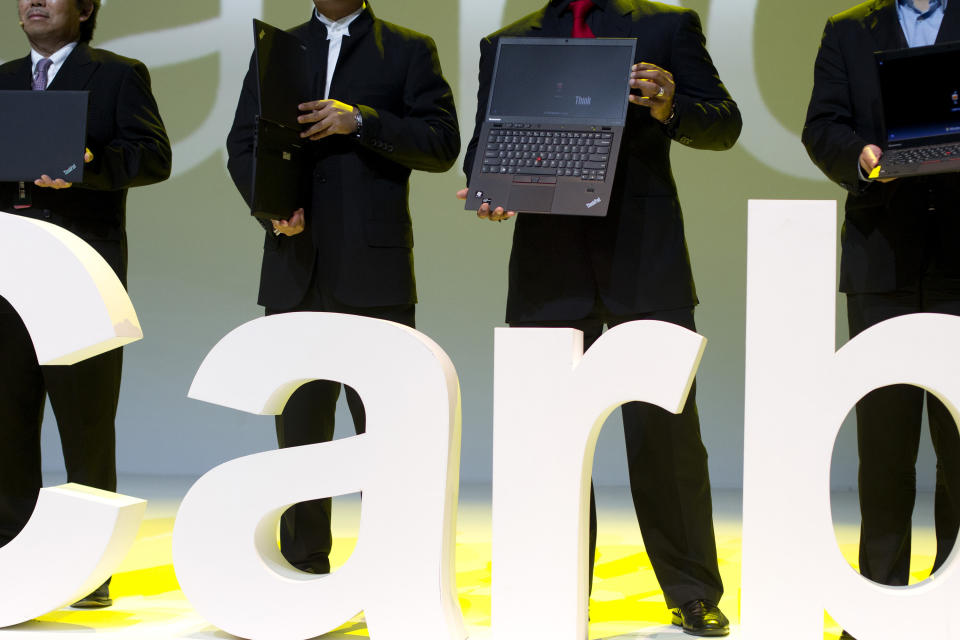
[
  {"left": 585, "top": 197, "right": 602, "bottom": 209},
  {"left": 63, "top": 164, "right": 77, "bottom": 176}
]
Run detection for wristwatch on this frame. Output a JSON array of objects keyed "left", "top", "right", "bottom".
[{"left": 662, "top": 103, "right": 678, "bottom": 127}]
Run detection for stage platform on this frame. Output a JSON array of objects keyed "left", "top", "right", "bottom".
[{"left": 0, "top": 475, "right": 939, "bottom": 639}]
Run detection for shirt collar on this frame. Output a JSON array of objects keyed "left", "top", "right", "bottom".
[
  {"left": 898, "top": 0, "right": 946, "bottom": 15},
  {"left": 30, "top": 41, "right": 77, "bottom": 69},
  {"left": 313, "top": 4, "right": 365, "bottom": 39}
]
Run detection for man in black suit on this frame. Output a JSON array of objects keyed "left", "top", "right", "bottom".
[
  {"left": 803, "top": 0, "right": 960, "bottom": 624},
  {"left": 226, "top": 0, "right": 458, "bottom": 577},
  {"left": 0, "top": 0, "right": 171, "bottom": 609},
  {"left": 458, "top": 0, "right": 740, "bottom": 635}
]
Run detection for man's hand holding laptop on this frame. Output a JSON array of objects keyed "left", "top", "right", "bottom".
[
  {"left": 860, "top": 144, "right": 896, "bottom": 183},
  {"left": 34, "top": 148, "right": 93, "bottom": 189}
]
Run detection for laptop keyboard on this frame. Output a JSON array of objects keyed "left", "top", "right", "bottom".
[
  {"left": 481, "top": 127, "right": 613, "bottom": 181},
  {"left": 885, "top": 143, "right": 960, "bottom": 167}
]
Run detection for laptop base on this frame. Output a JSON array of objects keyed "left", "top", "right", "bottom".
[{"left": 874, "top": 142, "right": 960, "bottom": 179}]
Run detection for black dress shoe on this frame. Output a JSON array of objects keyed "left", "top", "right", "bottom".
[
  {"left": 71, "top": 582, "right": 112, "bottom": 609},
  {"left": 671, "top": 599, "right": 730, "bottom": 637}
]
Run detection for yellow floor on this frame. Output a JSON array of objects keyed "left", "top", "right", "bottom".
[{"left": 3, "top": 483, "right": 940, "bottom": 639}]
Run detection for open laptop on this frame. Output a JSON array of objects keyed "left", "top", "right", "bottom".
[
  {"left": 871, "top": 41, "right": 960, "bottom": 179},
  {"left": 250, "top": 19, "right": 311, "bottom": 220},
  {"left": 465, "top": 37, "right": 636, "bottom": 216},
  {"left": 0, "top": 90, "right": 87, "bottom": 183}
]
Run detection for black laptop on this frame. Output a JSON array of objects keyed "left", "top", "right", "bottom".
[
  {"left": 871, "top": 41, "right": 960, "bottom": 179},
  {"left": 465, "top": 37, "right": 636, "bottom": 216},
  {"left": 250, "top": 19, "right": 311, "bottom": 220},
  {"left": 0, "top": 90, "right": 88, "bottom": 183}
]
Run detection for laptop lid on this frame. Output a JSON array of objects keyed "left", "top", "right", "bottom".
[
  {"left": 0, "top": 90, "right": 87, "bottom": 182},
  {"left": 485, "top": 37, "right": 636, "bottom": 128},
  {"left": 876, "top": 41, "right": 960, "bottom": 150},
  {"left": 253, "top": 18, "right": 310, "bottom": 129}
]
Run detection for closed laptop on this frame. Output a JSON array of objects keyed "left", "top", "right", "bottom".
[{"left": 0, "top": 90, "right": 87, "bottom": 183}]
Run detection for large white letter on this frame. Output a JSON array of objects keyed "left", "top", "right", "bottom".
[
  {"left": 0, "top": 485, "right": 146, "bottom": 627},
  {"left": 174, "top": 313, "right": 465, "bottom": 640},
  {"left": 0, "top": 212, "right": 146, "bottom": 627},
  {"left": 742, "top": 200, "right": 960, "bottom": 640},
  {"left": 491, "top": 322, "right": 705, "bottom": 640},
  {"left": 0, "top": 212, "right": 141, "bottom": 364}
]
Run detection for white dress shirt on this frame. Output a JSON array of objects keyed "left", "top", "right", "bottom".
[
  {"left": 30, "top": 42, "right": 78, "bottom": 88},
  {"left": 314, "top": 5, "right": 365, "bottom": 99}
]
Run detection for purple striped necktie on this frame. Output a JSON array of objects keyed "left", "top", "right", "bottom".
[{"left": 32, "top": 57, "right": 52, "bottom": 91}]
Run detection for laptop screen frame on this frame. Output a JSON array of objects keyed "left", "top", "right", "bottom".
[
  {"left": 485, "top": 37, "right": 637, "bottom": 128},
  {"left": 875, "top": 41, "right": 960, "bottom": 150}
]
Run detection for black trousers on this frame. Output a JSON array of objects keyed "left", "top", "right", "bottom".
[
  {"left": 511, "top": 304, "right": 723, "bottom": 609},
  {"left": 0, "top": 296, "right": 121, "bottom": 547},
  {"left": 847, "top": 276, "right": 960, "bottom": 586},
  {"left": 265, "top": 284, "right": 415, "bottom": 574}
]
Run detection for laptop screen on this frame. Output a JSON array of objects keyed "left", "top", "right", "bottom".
[
  {"left": 487, "top": 38, "right": 636, "bottom": 125},
  {"left": 877, "top": 43, "right": 960, "bottom": 149}
]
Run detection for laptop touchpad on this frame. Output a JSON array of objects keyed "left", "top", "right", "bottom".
[{"left": 507, "top": 185, "right": 555, "bottom": 213}]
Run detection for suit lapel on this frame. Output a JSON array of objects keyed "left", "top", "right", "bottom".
[
  {"left": 304, "top": 17, "right": 330, "bottom": 98},
  {"left": 47, "top": 44, "right": 98, "bottom": 91},
  {"left": 330, "top": 8, "right": 374, "bottom": 97},
  {"left": 0, "top": 56, "right": 32, "bottom": 90},
  {"left": 936, "top": 0, "right": 960, "bottom": 43},
  {"left": 866, "top": 0, "right": 908, "bottom": 50},
  {"left": 603, "top": 0, "right": 636, "bottom": 37},
  {"left": 526, "top": 7, "right": 547, "bottom": 32}
]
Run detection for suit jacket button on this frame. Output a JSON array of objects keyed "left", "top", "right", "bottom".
[{"left": 42, "top": 210, "right": 51, "bottom": 219}]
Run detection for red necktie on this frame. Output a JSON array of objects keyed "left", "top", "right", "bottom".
[{"left": 570, "top": 0, "right": 596, "bottom": 38}]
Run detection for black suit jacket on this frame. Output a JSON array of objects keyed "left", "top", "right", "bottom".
[
  {"left": 803, "top": 0, "right": 960, "bottom": 294},
  {"left": 0, "top": 44, "right": 171, "bottom": 285},
  {"left": 226, "top": 6, "right": 460, "bottom": 312},
  {"left": 464, "top": 0, "right": 740, "bottom": 323}
]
